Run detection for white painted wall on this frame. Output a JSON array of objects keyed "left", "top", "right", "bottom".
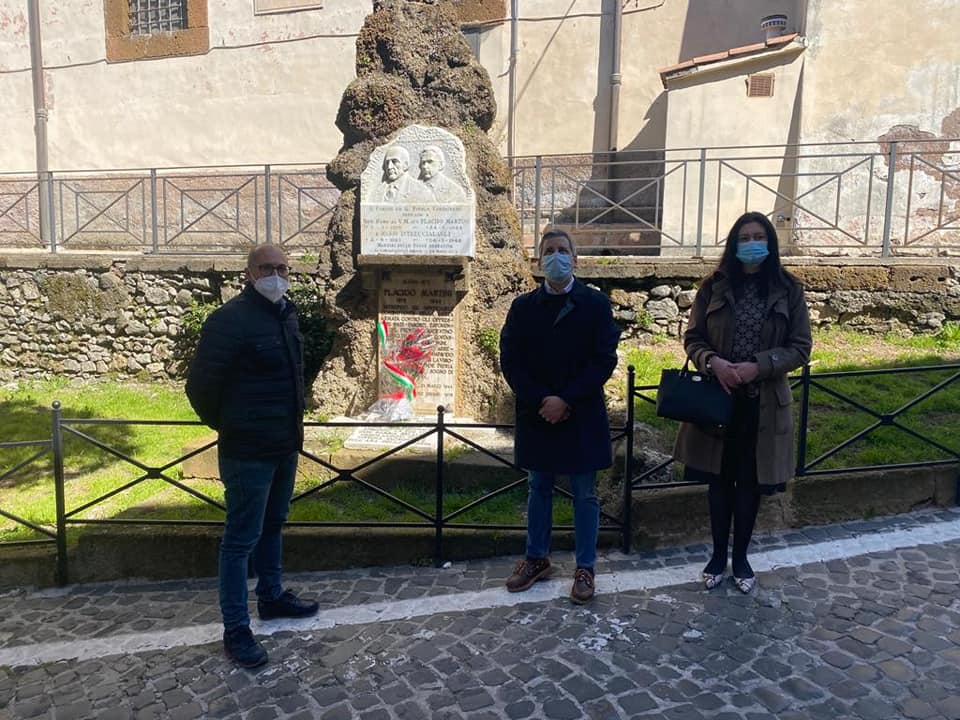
[
  {"left": 0, "top": 0, "right": 367, "bottom": 171},
  {"left": 0, "top": 4, "right": 37, "bottom": 173},
  {"left": 0, "top": 0, "right": 955, "bottom": 183}
]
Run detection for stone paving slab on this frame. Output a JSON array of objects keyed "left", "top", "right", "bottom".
[{"left": 0, "top": 508, "right": 959, "bottom": 719}]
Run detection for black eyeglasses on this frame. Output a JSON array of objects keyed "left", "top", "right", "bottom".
[{"left": 258, "top": 263, "right": 290, "bottom": 277}]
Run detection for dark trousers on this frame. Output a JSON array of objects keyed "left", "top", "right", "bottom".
[{"left": 687, "top": 392, "right": 762, "bottom": 578}]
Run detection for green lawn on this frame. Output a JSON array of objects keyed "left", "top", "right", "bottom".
[
  {"left": 623, "top": 325, "right": 960, "bottom": 475},
  {"left": 2, "top": 324, "right": 959, "bottom": 541}
]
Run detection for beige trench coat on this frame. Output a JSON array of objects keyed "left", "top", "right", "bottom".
[{"left": 673, "top": 271, "right": 812, "bottom": 489}]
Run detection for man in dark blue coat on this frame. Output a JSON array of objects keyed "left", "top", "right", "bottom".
[
  {"left": 500, "top": 229, "right": 621, "bottom": 604},
  {"left": 186, "top": 245, "right": 318, "bottom": 668}
]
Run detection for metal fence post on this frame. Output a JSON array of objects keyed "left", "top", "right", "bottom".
[
  {"left": 622, "top": 366, "right": 635, "bottom": 553},
  {"left": 795, "top": 364, "right": 811, "bottom": 478},
  {"left": 533, "top": 156, "right": 542, "bottom": 247},
  {"left": 150, "top": 169, "right": 159, "bottom": 253},
  {"left": 695, "top": 148, "right": 706, "bottom": 257},
  {"left": 881, "top": 141, "right": 897, "bottom": 257},
  {"left": 264, "top": 164, "right": 273, "bottom": 245},
  {"left": 52, "top": 401, "right": 68, "bottom": 585},
  {"left": 47, "top": 172, "right": 57, "bottom": 254},
  {"left": 434, "top": 405, "right": 445, "bottom": 567}
]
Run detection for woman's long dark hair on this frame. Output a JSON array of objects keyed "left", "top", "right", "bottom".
[{"left": 714, "top": 211, "right": 790, "bottom": 289}]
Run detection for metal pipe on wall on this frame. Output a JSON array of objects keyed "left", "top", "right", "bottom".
[
  {"left": 608, "top": 0, "right": 623, "bottom": 152},
  {"left": 27, "top": 0, "right": 53, "bottom": 247},
  {"left": 508, "top": 0, "right": 518, "bottom": 165}
]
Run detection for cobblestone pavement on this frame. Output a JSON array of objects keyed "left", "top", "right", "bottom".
[{"left": 1, "top": 508, "right": 959, "bottom": 719}]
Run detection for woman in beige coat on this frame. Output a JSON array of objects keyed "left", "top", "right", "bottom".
[{"left": 675, "top": 212, "right": 812, "bottom": 594}]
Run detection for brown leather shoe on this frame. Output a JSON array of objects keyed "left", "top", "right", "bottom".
[
  {"left": 570, "top": 567, "right": 595, "bottom": 604},
  {"left": 505, "top": 557, "right": 551, "bottom": 592}
]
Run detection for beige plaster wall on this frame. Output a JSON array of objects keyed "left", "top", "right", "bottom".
[
  {"left": 2, "top": 0, "right": 813, "bottom": 172},
  {"left": 2, "top": 0, "right": 952, "bottom": 181},
  {"left": 660, "top": 46, "right": 805, "bottom": 252},
  {"left": 503, "top": 0, "right": 803, "bottom": 157},
  {"left": 794, "top": 0, "right": 960, "bottom": 253},
  {"left": 0, "top": 0, "right": 367, "bottom": 171},
  {"left": 801, "top": 0, "right": 960, "bottom": 144},
  {"left": 0, "top": 4, "right": 37, "bottom": 173}
]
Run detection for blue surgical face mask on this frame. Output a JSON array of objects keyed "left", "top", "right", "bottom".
[
  {"left": 542, "top": 252, "right": 573, "bottom": 282},
  {"left": 736, "top": 240, "right": 769, "bottom": 267}
]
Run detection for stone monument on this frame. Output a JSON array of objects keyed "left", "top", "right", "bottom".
[
  {"left": 359, "top": 125, "right": 473, "bottom": 415},
  {"left": 314, "top": 0, "right": 532, "bottom": 424}
]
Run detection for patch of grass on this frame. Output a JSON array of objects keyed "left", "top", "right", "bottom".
[
  {"left": 121, "top": 470, "right": 574, "bottom": 527},
  {"left": 618, "top": 327, "right": 960, "bottom": 473},
  {"left": 0, "top": 379, "right": 207, "bottom": 542},
  {"left": 799, "top": 359, "right": 960, "bottom": 470},
  {"left": 4, "top": 323, "right": 960, "bottom": 541}
]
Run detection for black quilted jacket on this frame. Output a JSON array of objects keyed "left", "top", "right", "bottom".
[{"left": 185, "top": 284, "right": 305, "bottom": 460}]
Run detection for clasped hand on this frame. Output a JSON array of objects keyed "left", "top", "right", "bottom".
[
  {"left": 539, "top": 395, "right": 570, "bottom": 424},
  {"left": 710, "top": 358, "right": 760, "bottom": 394}
]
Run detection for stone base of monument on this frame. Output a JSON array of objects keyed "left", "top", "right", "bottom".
[
  {"left": 304, "top": 418, "right": 519, "bottom": 492},
  {"left": 180, "top": 422, "right": 521, "bottom": 492}
]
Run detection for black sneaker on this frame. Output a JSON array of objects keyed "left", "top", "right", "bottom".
[
  {"left": 223, "top": 626, "right": 268, "bottom": 668},
  {"left": 258, "top": 590, "right": 320, "bottom": 621}
]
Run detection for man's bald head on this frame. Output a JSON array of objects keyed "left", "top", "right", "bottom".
[{"left": 246, "top": 245, "right": 290, "bottom": 283}]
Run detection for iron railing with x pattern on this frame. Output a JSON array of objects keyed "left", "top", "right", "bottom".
[
  {"left": 2, "top": 364, "right": 959, "bottom": 584},
  {"left": 622, "top": 362, "right": 960, "bottom": 549},
  {"left": 513, "top": 138, "right": 960, "bottom": 257},
  {"left": 0, "top": 165, "right": 339, "bottom": 254},
  {"left": 3, "top": 138, "right": 958, "bottom": 257}
]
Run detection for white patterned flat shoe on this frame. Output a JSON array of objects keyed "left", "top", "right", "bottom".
[
  {"left": 734, "top": 576, "right": 756, "bottom": 594},
  {"left": 702, "top": 572, "right": 725, "bottom": 590}
]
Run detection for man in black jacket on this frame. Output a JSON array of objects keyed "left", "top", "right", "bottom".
[
  {"left": 186, "top": 245, "right": 318, "bottom": 668},
  {"left": 500, "top": 229, "right": 621, "bottom": 604}
]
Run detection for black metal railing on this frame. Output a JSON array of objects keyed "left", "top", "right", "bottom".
[
  {"left": 4, "top": 138, "right": 960, "bottom": 257},
  {"left": 622, "top": 361, "right": 960, "bottom": 550},
  {"left": 2, "top": 363, "right": 959, "bottom": 584}
]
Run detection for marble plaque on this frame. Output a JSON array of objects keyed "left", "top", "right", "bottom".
[
  {"left": 379, "top": 270, "right": 458, "bottom": 414},
  {"left": 361, "top": 125, "right": 476, "bottom": 257},
  {"left": 343, "top": 423, "right": 438, "bottom": 451}
]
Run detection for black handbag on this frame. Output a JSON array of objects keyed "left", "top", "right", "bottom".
[{"left": 656, "top": 358, "right": 734, "bottom": 427}]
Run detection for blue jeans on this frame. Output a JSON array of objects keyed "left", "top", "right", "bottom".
[
  {"left": 525, "top": 471, "right": 599, "bottom": 571},
  {"left": 218, "top": 451, "right": 298, "bottom": 631}
]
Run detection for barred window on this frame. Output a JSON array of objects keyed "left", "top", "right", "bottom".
[{"left": 128, "top": 0, "right": 187, "bottom": 35}]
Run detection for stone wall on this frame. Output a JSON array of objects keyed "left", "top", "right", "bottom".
[
  {"left": 0, "top": 255, "right": 240, "bottom": 382},
  {"left": 579, "top": 258, "right": 960, "bottom": 342},
  {"left": 0, "top": 254, "right": 957, "bottom": 383}
]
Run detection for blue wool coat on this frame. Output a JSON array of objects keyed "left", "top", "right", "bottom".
[{"left": 499, "top": 280, "right": 621, "bottom": 474}]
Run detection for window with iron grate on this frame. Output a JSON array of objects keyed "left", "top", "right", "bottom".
[
  {"left": 128, "top": 0, "right": 187, "bottom": 35},
  {"left": 747, "top": 73, "right": 775, "bottom": 98},
  {"left": 104, "top": 0, "right": 207, "bottom": 61}
]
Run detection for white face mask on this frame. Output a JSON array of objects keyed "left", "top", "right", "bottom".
[{"left": 254, "top": 275, "right": 289, "bottom": 303}]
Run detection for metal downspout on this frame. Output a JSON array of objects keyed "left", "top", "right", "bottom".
[
  {"left": 28, "top": 0, "right": 53, "bottom": 248},
  {"left": 608, "top": 0, "right": 623, "bottom": 153},
  {"left": 508, "top": 0, "right": 519, "bottom": 167},
  {"left": 606, "top": 1, "right": 623, "bottom": 212}
]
